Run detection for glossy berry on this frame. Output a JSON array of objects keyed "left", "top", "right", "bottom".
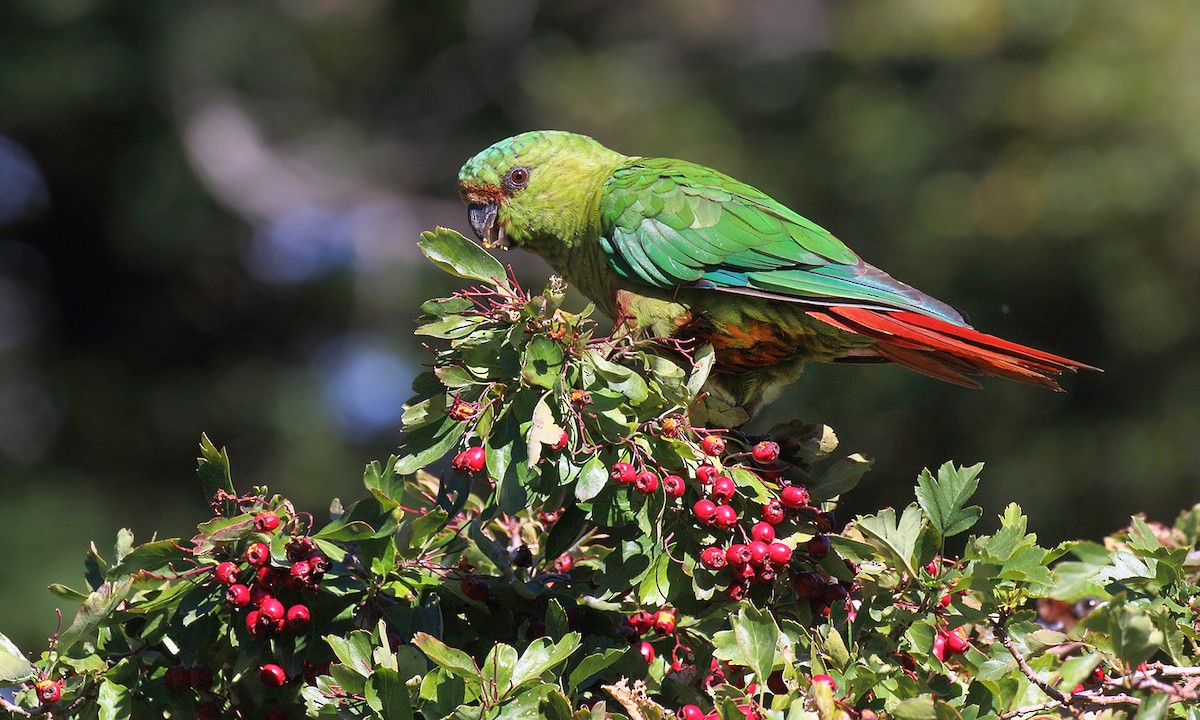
[
  {"left": 260, "top": 598, "right": 286, "bottom": 625},
  {"left": 610, "top": 462, "right": 637, "bottom": 486},
  {"left": 725, "top": 543, "right": 752, "bottom": 566},
  {"left": 761, "top": 499, "right": 786, "bottom": 525},
  {"left": 767, "top": 542, "right": 792, "bottom": 566},
  {"left": 290, "top": 559, "right": 312, "bottom": 582},
  {"left": 214, "top": 561, "right": 240, "bottom": 586},
  {"left": 260, "top": 663, "right": 287, "bottom": 687},
  {"left": 554, "top": 554, "right": 573, "bottom": 573},
  {"left": 679, "top": 705, "right": 705, "bottom": 720},
  {"left": 695, "top": 464, "right": 720, "bottom": 485},
  {"left": 699, "top": 435, "right": 725, "bottom": 456},
  {"left": 941, "top": 628, "right": 969, "bottom": 655},
  {"left": 254, "top": 511, "right": 281, "bottom": 532},
  {"left": 189, "top": 665, "right": 214, "bottom": 690},
  {"left": 225, "top": 583, "right": 250, "bottom": 608},
  {"left": 711, "top": 475, "right": 736, "bottom": 503},
  {"left": 197, "top": 702, "right": 222, "bottom": 720},
  {"left": 713, "top": 504, "right": 738, "bottom": 530},
  {"left": 779, "top": 485, "right": 809, "bottom": 509},
  {"left": 549, "top": 430, "right": 569, "bottom": 451},
  {"left": 634, "top": 470, "right": 660, "bottom": 495},
  {"left": 807, "top": 535, "right": 831, "bottom": 560},
  {"left": 747, "top": 540, "right": 770, "bottom": 566},
  {"left": 751, "top": 441, "right": 780, "bottom": 463},
  {"left": 286, "top": 537, "right": 316, "bottom": 562},
  {"left": 250, "top": 583, "right": 272, "bottom": 607},
  {"left": 245, "top": 542, "right": 270, "bottom": 567},
  {"left": 724, "top": 584, "right": 748, "bottom": 601},
  {"left": 34, "top": 679, "right": 62, "bottom": 704},
  {"left": 452, "top": 446, "right": 487, "bottom": 475},
  {"left": 163, "top": 665, "right": 191, "bottom": 692},
  {"left": 700, "top": 545, "right": 726, "bottom": 570},
  {"left": 692, "top": 499, "right": 718, "bottom": 524},
  {"left": 750, "top": 522, "right": 775, "bottom": 543},
  {"left": 629, "top": 611, "right": 654, "bottom": 634},
  {"left": 652, "top": 609, "right": 676, "bottom": 634},
  {"left": 460, "top": 575, "right": 489, "bottom": 601},
  {"left": 823, "top": 582, "right": 849, "bottom": 604},
  {"left": 286, "top": 604, "right": 311, "bottom": 630},
  {"left": 638, "top": 641, "right": 655, "bottom": 664},
  {"left": 811, "top": 674, "right": 837, "bottom": 691},
  {"left": 257, "top": 566, "right": 280, "bottom": 589},
  {"left": 662, "top": 474, "right": 686, "bottom": 499},
  {"left": 245, "top": 609, "right": 270, "bottom": 638},
  {"left": 791, "top": 571, "right": 824, "bottom": 598}
]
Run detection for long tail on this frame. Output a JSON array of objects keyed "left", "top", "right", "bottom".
[{"left": 807, "top": 306, "right": 1099, "bottom": 390}]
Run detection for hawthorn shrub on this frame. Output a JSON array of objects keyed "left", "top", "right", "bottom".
[{"left": 2, "top": 228, "right": 1199, "bottom": 720}]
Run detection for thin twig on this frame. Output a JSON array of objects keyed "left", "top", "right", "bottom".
[{"left": 992, "top": 612, "right": 1078, "bottom": 716}]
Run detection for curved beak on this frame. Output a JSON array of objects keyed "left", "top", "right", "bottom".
[{"left": 467, "top": 202, "right": 510, "bottom": 250}]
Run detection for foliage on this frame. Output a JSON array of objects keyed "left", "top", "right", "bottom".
[{"left": 2, "top": 229, "right": 1198, "bottom": 719}]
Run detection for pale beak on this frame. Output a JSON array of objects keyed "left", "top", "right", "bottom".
[{"left": 467, "top": 202, "right": 511, "bottom": 250}]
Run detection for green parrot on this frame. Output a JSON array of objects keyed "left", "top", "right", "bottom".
[{"left": 458, "top": 130, "right": 1094, "bottom": 425}]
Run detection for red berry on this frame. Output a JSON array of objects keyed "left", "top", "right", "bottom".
[
  {"left": 245, "top": 542, "right": 270, "bottom": 567},
  {"left": 286, "top": 604, "right": 311, "bottom": 630},
  {"left": 806, "top": 535, "right": 830, "bottom": 560},
  {"left": 941, "top": 628, "right": 969, "bottom": 655},
  {"left": 286, "top": 537, "right": 316, "bottom": 562},
  {"left": 932, "top": 633, "right": 948, "bottom": 662},
  {"left": 634, "top": 470, "right": 660, "bottom": 495},
  {"left": 761, "top": 499, "right": 786, "bottom": 525},
  {"left": 726, "top": 544, "right": 752, "bottom": 566},
  {"left": 747, "top": 540, "right": 770, "bottom": 566},
  {"left": 662, "top": 474, "right": 686, "bottom": 499},
  {"left": 260, "top": 663, "right": 287, "bottom": 687},
  {"left": 779, "top": 485, "right": 809, "bottom": 509},
  {"left": 254, "top": 511, "right": 281, "bottom": 532},
  {"left": 724, "top": 584, "right": 748, "bottom": 601},
  {"left": 652, "top": 609, "right": 676, "bottom": 634},
  {"left": 679, "top": 705, "right": 705, "bottom": 720},
  {"left": 713, "top": 504, "right": 738, "bottom": 530},
  {"left": 257, "top": 565, "right": 280, "bottom": 588},
  {"left": 197, "top": 701, "right": 222, "bottom": 720},
  {"left": 214, "top": 561, "right": 240, "bottom": 586},
  {"left": 695, "top": 464, "right": 720, "bottom": 485},
  {"left": 189, "top": 665, "right": 214, "bottom": 690},
  {"left": 700, "top": 435, "right": 725, "bottom": 457},
  {"left": 549, "top": 430, "right": 569, "bottom": 451},
  {"left": 452, "top": 446, "right": 487, "bottom": 475},
  {"left": 610, "top": 462, "right": 637, "bottom": 486},
  {"left": 34, "top": 679, "right": 62, "bottom": 704},
  {"left": 711, "top": 476, "right": 736, "bottom": 503},
  {"left": 225, "top": 583, "right": 250, "bottom": 608},
  {"left": 791, "top": 571, "right": 824, "bottom": 598},
  {"left": 750, "top": 522, "right": 775, "bottom": 544},
  {"left": 638, "top": 641, "right": 655, "bottom": 664},
  {"left": 811, "top": 674, "right": 837, "bottom": 691},
  {"left": 290, "top": 559, "right": 312, "bottom": 581},
  {"left": 245, "top": 609, "right": 271, "bottom": 638},
  {"left": 693, "top": 499, "right": 718, "bottom": 524},
  {"left": 767, "top": 669, "right": 787, "bottom": 695},
  {"left": 939, "top": 593, "right": 952, "bottom": 608},
  {"left": 554, "top": 554, "right": 573, "bottom": 573},
  {"left": 925, "top": 558, "right": 941, "bottom": 575},
  {"left": 460, "top": 575, "right": 489, "bottom": 601},
  {"left": 629, "top": 611, "right": 654, "bottom": 634},
  {"left": 751, "top": 441, "right": 780, "bottom": 463},
  {"left": 259, "top": 595, "right": 284, "bottom": 624},
  {"left": 163, "top": 666, "right": 191, "bottom": 692},
  {"left": 753, "top": 564, "right": 778, "bottom": 584},
  {"left": 250, "top": 583, "right": 272, "bottom": 607},
  {"left": 700, "top": 545, "right": 727, "bottom": 570},
  {"left": 767, "top": 542, "right": 792, "bottom": 566}
]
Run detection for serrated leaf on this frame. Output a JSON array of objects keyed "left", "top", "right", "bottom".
[
  {"left": 856, "top": 504, "right": 923, "bottom": 578},
  {"left": 395, "top": 415, "right": 468, "bottom": 475},
  {"left": 58, "top": 578, "right": 133, "bottom": 652},
  {"left": 97, "top": 679, "right": 131, "bottom": 720},
  {"left": 418, "top": 227, "right": 511, "bottom": 290},
  {"left": 109, "top": 539, "right": 186, "bottom": 576},
  {"left": 915, "top": 462, "right": 984, "bottom": 538},
  {"left": 732, "top": 604, "right": 778, "bottom": 685},
  {"left": 0, "top": 632, "right": 33, "bottom": 683},
  {"left": 197, "top": 434, "right": 234, "bottom": 501},
  {"left": 510, "top": 633, "right": 581, "bottom": 691},
  {"left": 1056, "top": 653, "right": 1101, "bottom": 690},
  {"left": 412, "top": 632, "right": 481, "bottom": 683}
]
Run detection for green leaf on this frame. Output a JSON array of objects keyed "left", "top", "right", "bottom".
[
  {"left": 1136, "top": 692, "right": 1170, "bottom": 720},
  {"left": 109, "top": 539, "right": 186, "bottom": 576},
  {"left": 97, "top": 679, "right": 131, "bottom": 720},
  {"left": 197, "top": 434, "right": 235, "bottom": 500},
  {"left": 915, "top": 462, "right": 984, "bottom": 538},
  {"left": 327, "top": 631, "right": 376, "bottom": 677},
  {"left": 731, "top": 604, "right": 779, "bottom": 685},
  {"left": 510, "top": 633, "right": 581, "bottom": 691},
  {"left": 418, "top": 227, "right": 511, "bottom": 290},
  {"left": 1057, "top": 653, "right": 1101, "bottom": 690},
  {"left": 372, "top": 667, "right": 414, "bottom": 720},
  {"left": 574, "top": 455, "right": 608, "bottom": 502},
  {"left": 395, "top": 415, "right": 468, "bottom": 475},
  {"left": 567, "top": 648, "right": 626, "bottom": 690},
  {"left": 892, "top": 696, "right": 963, "bottom": 720},
  {"left": 412, "top": 632, "right": 481, "bottom": 683},
  {"left": 523, "top": 335, "right": 564, "bottom": 389},
  {"left": 809, "top": 453, "right": 872, "bottom": 501},
  {"left": 58, "top": 578, "right": 133, "bottom": 652},
  {"left": 0, "top": 632, "right": 33, "bottom": 683},
  {"left": 686, "top": 345, "right": 715, "bottom": 397},
  {"left": 483, "top": 643, "right": 519, "bottom": 698},
  {"left": 857, "top": 503, "right": 923, "bottom": 578},
  {"left": 1108, "top": 604, "right": 1164, "bottom": 666}
]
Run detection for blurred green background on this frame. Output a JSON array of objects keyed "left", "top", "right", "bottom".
[{"left": 1, "top": 0, "right": 1197, "bottom": 651}]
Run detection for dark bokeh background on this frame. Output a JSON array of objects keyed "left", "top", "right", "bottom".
[{"left": 2, "top": 1, "right": 1197, "bottom": 650}]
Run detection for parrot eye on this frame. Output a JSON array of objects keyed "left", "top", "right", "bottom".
[{"left": 505, "top": 167, "right": 530, "bottom": 190}]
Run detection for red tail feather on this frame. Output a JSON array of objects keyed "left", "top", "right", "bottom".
[{"left": 808, "top": 306, "right": 1098, "bottom": 391}]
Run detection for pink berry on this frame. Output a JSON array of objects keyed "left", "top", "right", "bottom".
[
  {"left": 750, "top": 522, "right": 775, "bottom": 544},
  {"left": 724, "top": 584, "right": 748, "bottom": 601},
  {"left": 610, "top": 462, "right": 637, "bottom": 486},
  {"left": 634, "top": 470, "right": 660, "bottom": 495},
  {"left": 693, "top": 499, "right": 718, "bottom": 524},
  {"left": 652, "top": 610, "right": 676, "bottom": 634},
  {"left": 713, "top": 504, "right": 738, "bottom": 530},
  {"left": 700, "top": 546, "right": 727, "bottom": 570},
  {"left": 941, "top": 628, "right": 969, "bottom": 655},
  {"left": 259, "top": 597, "right": 285, "bottom": 622},
  {"left": 452, "top": 446, "right": 487, "bottom": 475},
  {"left": 554, "top": 554, "right": 573, "bottom": 573},
  {"left": 679, "top": 705, "right": 704, "bottom": 720},
  {"left": 662, "top": 474, "right": 686, "bottom": 499},
  {"left": 549, "top": 430, "right": 569, "bottom": 451},
  {"left": 260, "top": 663, "right": 287, "bottom": 687},
  {"left": 695, "top": 464, "right": 720, "bottom": 485},
  {"left": 811, "top": 674, "right": 837, "bottom": 691},
  {"left": 700, "top": 436, "right": 725, "bottom": 457},
  {"left": 761, "top": 499, "right": 786, "bottom": 525},
  {"left": 711, "top": 476, "right": 736, "bottom": 503},
  {"left": 225, "top": 583, "right": 250, "bottom": 608},
  {"left": 638, "top": 640, "right": 655, "bottom": 664},
  {"left": 751, "top": 441, "right": 780, "bottom": 463},
  {"left": 245, "top": 542, "right": 270, "bottom": 567},
  {"left": 779, "top": 485, "right": 809, "bottom": 509}
]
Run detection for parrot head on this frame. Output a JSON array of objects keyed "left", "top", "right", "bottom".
[{"left": 458, "top": 130, "right": 625, "bottom": 254}]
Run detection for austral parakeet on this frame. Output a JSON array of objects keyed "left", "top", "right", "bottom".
[{"left": 458, "top": 130, "right": 1095, "bottom": 425}]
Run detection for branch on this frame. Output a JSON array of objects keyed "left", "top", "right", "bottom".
[{"left": 992, "top": 612, "right": 1075, "bottom": 713}]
